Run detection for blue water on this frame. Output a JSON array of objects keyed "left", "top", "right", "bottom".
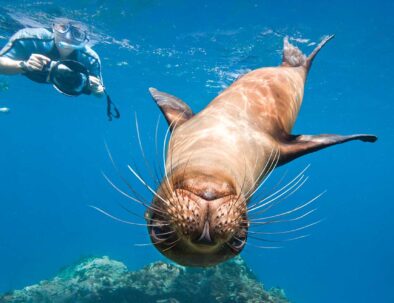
[{"left": 0, "top": 1, "right": 393, "bottom": 302}]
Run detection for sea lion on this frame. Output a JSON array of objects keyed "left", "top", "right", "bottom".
[{"left": 145, "top": 35, "right": 377, "bottom": 267}]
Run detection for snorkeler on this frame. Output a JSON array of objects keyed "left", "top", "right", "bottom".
[{"left": 0, "top": 18, "right": 119, "bottom": 120}]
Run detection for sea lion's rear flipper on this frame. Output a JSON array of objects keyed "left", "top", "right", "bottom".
[
  {"left": 278, "top": 133, "right": 377, "bottom": 165},
  {"left": 282, "top": 35, "right": 335, "bottom": 70},
  {"left": 149, "top": 87, "right": 194, "bottom": 130}
]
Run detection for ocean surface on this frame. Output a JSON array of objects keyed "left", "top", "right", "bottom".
[{"left": 0, "top": 1, "right": 393, "bottom": 302}]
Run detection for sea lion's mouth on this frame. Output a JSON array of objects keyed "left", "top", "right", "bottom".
[{"left": 147, "top": 188, "right": 249, "bottom": 266}]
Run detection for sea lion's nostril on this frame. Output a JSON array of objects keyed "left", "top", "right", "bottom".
[{"left": 197, "top": 221, "right": 212, "bottom": 244}]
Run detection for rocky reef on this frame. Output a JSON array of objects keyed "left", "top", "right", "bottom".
[{"left": 0, "top": 256, "right": 289, "bottom": 303}]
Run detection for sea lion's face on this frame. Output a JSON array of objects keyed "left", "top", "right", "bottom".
[{"left": 145, "top": 174, "right": 248, "bottom": 267}]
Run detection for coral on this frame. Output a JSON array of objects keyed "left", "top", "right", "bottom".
[{"left": 0, "top": 256, "right": 289, "bottom": 303}]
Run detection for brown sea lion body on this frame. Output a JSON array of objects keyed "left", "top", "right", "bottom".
[{"left": 146, "top": 36, "right": 376, "bottom": 267}]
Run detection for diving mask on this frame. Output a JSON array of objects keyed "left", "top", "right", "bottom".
[{"left": 53, "top": 22, "right": 88, "bottom": 49}]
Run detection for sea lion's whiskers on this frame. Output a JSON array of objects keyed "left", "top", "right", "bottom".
[
  {"left": 102, "top": 172, "right": 143, "bottom": 204},
  {"left": 154, "top": 116, "right": 175, "bottom": 200},
  {"left": 242, "top": 151, "right": 260, "bottom": 198},
  {"left": 89, "top": 205, "right": 169, "bottom": 227},
  {"left": 181, "top": 151, "right": 195, "bottom": 185},
  {"left": 244, "top": 242, "right": 283, "bottom": 249},
  {"left": 115, "top": 119, "right": 169, "bottom": 205},
  {"left": 119, "top": 203, "right": 169, "bottom": 224},
  {"left": 154, "top": 166, "right": 171, "bottom": 200},
  {"left": 250, "top": 190, "right": 325, "bottom": 221},
  {"left": 248, "top": 234, "right": 310, "bottom": 243},
  {"left": 166, "top": 115, "right": 190, "bottom": 204},
  {"left": 154, "top": 230, "right": 176, "bottom": 237},
  {"left": 225, "top": 237, "right": 247, "bottom": 251},
  {"left": 225, "top": 242, "right": 241, "bottom": 256},
  {"left": 156, "top": 115, "right": 188, "bottom": 207},
  {"left": 252, "top": 168, "right": 289, "bottom": 205},
  {"left": 247, "top": 164, "right": 309, "bottom": 211},
  {"left": 154, "top": 114, "right": 164, "bottom": 178},
  {"left": 134, "top": 242, "right": 163, "bottom": 247},
  {"left": 128, "top": 146, "right": 178, "bottom": 213},
  {"left": 247, "top": 208, "right": 317, "bottom": 226},
  {"left": 134, "top": 231, "right": 176, "bottom": 247},
  {"left": 102, "top": 172, "right": 166, "bottom": 215},
  {"left": 168, "top": 122, "right": 180, "bottom": 203},
  {"left": 235, "top": 155, "right": 260, "bottom": 212},
  {"left": 162, "top": 119, "right": 178, "bottom": 194},
  {"left": 135, "top": 112, "right": 162, "bottom": 187},
  {"left": 249, "top": 175, "right": 309, "bottom": 217},
  {"left": 231, "top": 161, "right": 259, "bottom": 227},
  {"left": 104, "top": 142, "right": 169, "bottom": 215},
  {"left": 248, "top": 220, "right": 322, "bottom": 235},
  {"left": 244, "top": 148, "right": 280, "bottom": 203},
  {"left": 230, "top": 149, "right": 280, "bottom": 223},
  {"left": 238, "top": 149, "right": 279, "bottom": 218},
  {"left": 127, "top": 164, "right": 170, "bottom": 206},
  {"left": 162, "top": 237, "right": 181, "bottom": 252},
  {"left": 182, "top": 173, "right": 202, "bottom": 210},
  {"left": 127, "top": 160, "right": 174, "bottom": 211},
  {"left": 244, "top": 147, "right": 276, "bottom": 201},
  {"left": 228, "top": 156, "right": 250, "bottom": 217},
  {"left": 134, "top": 234, "right": 174, "bottom": 247},
  {"left": 104, "top": 142, "right": 152, "bottom": 204},
  {"left": 247, "top": 164, "right": 310, "bottom": 213},
  {"left": 173, "top": 150, "right": 197, "bottom": 209}
]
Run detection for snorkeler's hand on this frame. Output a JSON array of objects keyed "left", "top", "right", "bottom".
[
  {"left": 89, "top": 76, "right": 105, "bottom": 96},
  {"left": 24, "top": 54, "right": 51, "bottom": 72}
]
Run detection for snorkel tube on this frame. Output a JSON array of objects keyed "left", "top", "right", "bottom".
[{"left": 56, "top": 41, "right": 87, "bottom": 51}]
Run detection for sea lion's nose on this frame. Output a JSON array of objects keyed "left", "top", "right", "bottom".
[
  {"left": 197, "top": 220, "right": 213, "bottom": 244},
  {"left": 199, "top": 189, "right": 219, "bottom": 201}
]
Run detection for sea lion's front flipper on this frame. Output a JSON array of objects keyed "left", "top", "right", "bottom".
[
  {"left": 149, "top": 87, "right": 194, "bottom": 130},
  {"left": 278, "top": 134, "right": 377, "bottom": 165}
]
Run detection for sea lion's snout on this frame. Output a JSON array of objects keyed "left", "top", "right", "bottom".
[{"left": 147, "top": 183, "right": 249, "bottom": 267}]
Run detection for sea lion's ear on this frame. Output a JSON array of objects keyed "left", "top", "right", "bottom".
[
  {"left": 149, "top": 87, "right": 193, "bottom": 130},
  {"left": 278, "top": 133, "right": 377, "bottom": 166}
]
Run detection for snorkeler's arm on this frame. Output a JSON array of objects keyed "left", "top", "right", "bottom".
[
  {"left": 0, "top": 54, "right": 51, "bottom": 75},
  {"left": 0, "top": 56, "right": 25, "bottom": 74},
  {"left": 0, "top": 30, "right": 29, "bottom": 74},
  {"left": 0, "top": 28, "right": 52, "bottom": 75}
]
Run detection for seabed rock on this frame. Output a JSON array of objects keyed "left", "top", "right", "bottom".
[{"left": 0, "top": 256, "right": 289, "bottom": 303}]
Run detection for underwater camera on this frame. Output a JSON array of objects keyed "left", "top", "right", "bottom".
[{"left": 24, "top": 60, "right": 120, "bottom": 120}]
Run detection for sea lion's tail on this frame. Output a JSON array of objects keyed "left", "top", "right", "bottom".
[{"left": 282, "top": 35, "right": 335, "bottom": 71}]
